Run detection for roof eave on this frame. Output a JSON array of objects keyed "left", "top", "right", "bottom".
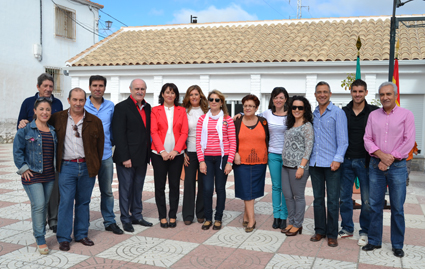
[{"left": 70, "top": 0, "right": 103, "bottom": 9}]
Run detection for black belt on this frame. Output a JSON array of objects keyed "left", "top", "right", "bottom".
[{"left": 282, "top": 165, "right": 297, "bottom": 169}]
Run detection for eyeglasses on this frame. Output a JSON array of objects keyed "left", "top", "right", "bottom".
[
  {"left": 292, "top": 106, "right": 304, "bottom": 111},
  {"left": 34, "top": 97, "right": 52, "bottom": 106},
  {"left": 243, "top": 105, "right": 256, "bottom": 109},
  {"left": 73, "top": 125, "right": 80, "bottom": 138},
  {"left": 208, "top": 98, "right": 221, "bottom": 103}
]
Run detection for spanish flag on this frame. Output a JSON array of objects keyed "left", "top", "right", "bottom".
[{"left": 392, "top": 58, "right": 400, "bottom": 106}]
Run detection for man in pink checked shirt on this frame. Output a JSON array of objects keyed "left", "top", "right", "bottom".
[{"left": 362, "top": 81, "right": 415, "bottom": 258}]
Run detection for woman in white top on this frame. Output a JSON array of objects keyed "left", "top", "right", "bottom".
[
  {"left": 182, "top": 85, "right": 209, "bottom": 225},
  {"left": 151, "top": 83, "right": 188, "bottom": 228}
]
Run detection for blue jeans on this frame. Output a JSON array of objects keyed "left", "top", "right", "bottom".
[
  {"left": 57, "top": 161, "right": 96, "bottom": 243},
  {"left": 97, "top": 157, "right": 116, "bottom": 227},
  {"left": 368, "top": 157, "right": 407, "bottom": 249},
  {"left": 310, "top": 166, "right": 341, "bottom": 239},
  {"left": 203, "top": 155, "right": 228, "bottom": 221},
  {"left": 340, "top": 158, "right": 371, "bottom": 236},
  {"left": 23, "top": 181, "right": 54, "bottom": 245},
  {"left": 268, "top": 153, "right": 288, "bottom": 219}
]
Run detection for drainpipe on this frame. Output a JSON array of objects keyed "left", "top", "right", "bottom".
[
  {"left": 39, "top": 0, "right": 43, "bottom": 61},
  {"left": 89, "top": 6, "right": 97, "bottom": 44}
]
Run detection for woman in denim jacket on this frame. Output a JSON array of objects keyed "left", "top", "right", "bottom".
[{"left": 13, "top": 98, "right": 57, "bottom": 255}]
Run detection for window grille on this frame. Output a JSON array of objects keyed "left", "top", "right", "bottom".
[{"left": 45, "top": 68, "right": 62, "bottom": 97}]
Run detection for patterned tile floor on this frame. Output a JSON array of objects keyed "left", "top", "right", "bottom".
[{"left": 0, "top": 143, "right": 424, "bottom": 268}]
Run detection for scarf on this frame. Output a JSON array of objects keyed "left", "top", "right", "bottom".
[{"left": 200, "top": 109, "right": 225, "bottom": 169}]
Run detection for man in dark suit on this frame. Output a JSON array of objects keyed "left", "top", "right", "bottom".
[{"left": 112, "top": 78, "right": 153, "bottom": 232}]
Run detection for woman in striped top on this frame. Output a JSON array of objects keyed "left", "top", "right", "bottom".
[
  {"left": 13, "top": 98, "right": 57, "bottom": 255},
  {"left": 196, "top": 90, "right": 236, "bottom": 230}
]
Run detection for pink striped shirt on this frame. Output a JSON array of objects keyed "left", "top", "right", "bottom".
[
  {"left": 196, "top": 114, "right": 236, "bottom": 163},
  {"left": 364, "top": 105, "right": 415, "bottom": 160}
]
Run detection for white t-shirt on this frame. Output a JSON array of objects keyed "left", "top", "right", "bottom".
[
  {"left": 186, "top": 106, "right": 204, "bottom": 152},
  {"left": 259, "top": 109, "right": 287, "bottom": 154}
]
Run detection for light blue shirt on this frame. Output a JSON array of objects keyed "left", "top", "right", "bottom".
[
  {"left": 310, "top": 101, "right": 348, "bottom": 167},
  {"left": 85, "top": 97, "right": 114, "bottom": 160}
]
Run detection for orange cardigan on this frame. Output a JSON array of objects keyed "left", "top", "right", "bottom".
[{"left": 151, "top": 105, "right": 188, "bottom": 153}]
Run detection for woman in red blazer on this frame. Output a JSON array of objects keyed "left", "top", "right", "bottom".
[{"left": 151, "top": 83, "right": 188, "bottom": 228}]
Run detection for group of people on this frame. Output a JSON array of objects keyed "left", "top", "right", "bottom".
[{"left": 13, "top": 73, "right": 415, "bottom": 259}]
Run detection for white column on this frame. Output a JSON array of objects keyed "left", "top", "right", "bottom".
[
  {"left": 305, "top": 75, "right": 317, "bottom": 108},
  {"left": 153, "top": 76, "right": 163, "bottom": 106},
  {"left": 109, "top": 76, "right": 120, "bottom": 104},
  {"left": 261, "top": 94, "right": 268, "bottom": 113},
  {"left": 71, "top": 76, "right": 79, "bottom": 89},
  {"left": 365, "top": 74, "right": 377, "bottom": 104},
  {"left": 231, "top": 100, "right": 235, "bottom": 117},
  {"left": 200, "top": 75, "right": 210, "bottom": 94}
]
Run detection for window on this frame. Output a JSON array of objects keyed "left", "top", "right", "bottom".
[
  {"left": 45, "top": 68, "right": 62, "bottom": 97},
  {"left": 55, "top": 6, "right": 76, "bottom": 40}
]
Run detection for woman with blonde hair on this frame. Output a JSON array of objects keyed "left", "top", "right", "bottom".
[
  {"left": 182, "top": 85, "right": 208, "bottom": 225},
  {"left": 196, "top": 90, "right": 236, "bottom": 230}
]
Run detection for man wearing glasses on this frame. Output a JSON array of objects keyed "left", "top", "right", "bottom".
[
  {"left": 49, "top": 88, "right": 104, "bottom": 251},
  {"left": 309, "top": 81, "right": 348, "bottom": 247},
  {"left": 17, "top": 73, "right": 63, "bottom": 233},
  {"left": 112, "top": 79, "right": 153, "bottom": 233},
  {"left": 84, "top": 75, "right": 124, "bottom": 235}
]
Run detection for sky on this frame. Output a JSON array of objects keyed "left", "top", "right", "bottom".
[{"left": 96, "top": 0, "right": 425, "bottom": 37}]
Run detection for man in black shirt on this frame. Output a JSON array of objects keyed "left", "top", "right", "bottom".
[{"left": 339, "top": 79, "right": 378, "bottom": 246}]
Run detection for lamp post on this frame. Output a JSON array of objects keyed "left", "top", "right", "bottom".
[{"left": 388, "top": 0, "right": 398, "bottom": 81}]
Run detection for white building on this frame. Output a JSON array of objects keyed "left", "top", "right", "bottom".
[
  {"left": 66, "top": 15, "right": 425, "bottom": 155},
  {"left": 0, "top": 0, "right": 103, "bottom": 142}
]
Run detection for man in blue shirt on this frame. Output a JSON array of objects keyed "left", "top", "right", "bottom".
[
  {"left": 17, "top": 73, "right": 63, "bottom": 233},
  {"left": 309, "top": 81, "right": 348, "bottom": 247},
  {"left": 84, "top": 75, "right": 123, "bottom": 235}
]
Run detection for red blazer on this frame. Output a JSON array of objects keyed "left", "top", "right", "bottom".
[{"left": 151, "top": 105, "right": 189, "bottom": 153}]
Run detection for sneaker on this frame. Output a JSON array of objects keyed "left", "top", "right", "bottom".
[
  {"left": 338, "top": 230, "right": 353, "bottom": 238},
  {"left": 358, "top": 235, "right": 368, "bottom": 246}
]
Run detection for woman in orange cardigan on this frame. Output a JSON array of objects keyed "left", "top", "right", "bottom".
[{"left": 151, "top": 83, "right": 188, "bottom": 228}]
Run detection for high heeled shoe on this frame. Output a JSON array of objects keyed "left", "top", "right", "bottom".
[
  {"left": 242, "top": 220, "right": 249, "bottom": 227},
  {"left": 281, "top": 225, "right": 293, "bottom": 233},
  {"left": 285, "top": 226, "right": 303, "bottom": 236},
  {"left": 245, "top": 221, "right": 256, "bottom": 233},
  {"left": 272, "top": 218, "right": 281, "bottom": 229}
]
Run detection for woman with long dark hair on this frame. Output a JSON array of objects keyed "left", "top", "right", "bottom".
[
  {"left": 151, "top": 83, "right": 188, "bottom": 228},
  {"left": 13, "top": 98, "right": 57, "bottom": 254},
  {"left": 182, "top": 85, "right": 208, "bottom": 225},
  {"left": 281, "top": 95, "right": 314, "bottom": 236}
]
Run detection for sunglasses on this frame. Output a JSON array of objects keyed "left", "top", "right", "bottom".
[
  {"left": 73, "top": 125, "right": 80, "bottom": 138},
  {"left": 208, "top": 98, "right": 221, "bottom": 103},
  {"left": 292, "top": 106, "right": 304, "bottom": 111}
]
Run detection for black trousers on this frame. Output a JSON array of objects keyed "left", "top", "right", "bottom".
[
  {"left": 182, "top": 152, "right": 204, "bottom": 221},
  {"left": 151, "top": 153, "right": 184, "bottom": 219}
]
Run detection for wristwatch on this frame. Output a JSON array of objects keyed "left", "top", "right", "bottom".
[
  {"left": 227, "top": 161, "right": 233, "bottom": 166},
  {"left": 298, "top": 165, "right": 306, "bottom": 169}
]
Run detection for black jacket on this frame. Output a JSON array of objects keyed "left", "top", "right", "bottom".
[
  {"left": 342, "top": 100, "right": 379, "bottom": 166},
  {"left": 112, "top": 97, "right": 151, "bottom": 167}
]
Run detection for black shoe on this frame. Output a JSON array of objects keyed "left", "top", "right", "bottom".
[
  {"left": 105, "top": 223, "right": 124, "bottom": 235},
  {"left": 272, "top": 218, "right": 281, "bottom": 229},
  {"left": 160, "top": 222, "right": 168, "bottom": 228},
  {"left": 169, "top": 220, "right": 177, "bottom": 228},
  {"left": 132, "top": 218, "right": 153, "bottom": 227},
  {"left": 123, "top": 222, "right": 134, "bottom": 233},
  {"left": 392, "top": 248, "right": 404, "bottom": 257},
  {"left": 50, "top": 225, "right": 57, "bottom": 233},
  {"left": 362, "top": 244, "right": 382, "bottom": 251},
  {"left": 279, "top": 219, "right": 287, "bottom": 230}
]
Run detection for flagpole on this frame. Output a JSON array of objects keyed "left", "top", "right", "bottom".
[
  {"left": 388, "top": 0, "right": 397, "bottom": 81},
  {"left": 356, "top": 36, "right": 362, "bottom": 80}
]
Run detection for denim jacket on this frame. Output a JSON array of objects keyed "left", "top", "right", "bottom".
[{"left": 13, "top": 120, "right": 57, "bottom": 175}]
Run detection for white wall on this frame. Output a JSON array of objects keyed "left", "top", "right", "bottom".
[{"left": 0, "top": 0, "right": 99, "bottom": 141}]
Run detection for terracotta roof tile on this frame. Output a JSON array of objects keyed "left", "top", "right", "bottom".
[{"left": 69, "top": 15, "right": 425, "bottom": 66}]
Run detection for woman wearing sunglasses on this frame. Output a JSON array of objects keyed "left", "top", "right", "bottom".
[
  {"left": 182, "top": 85, "right": 209, "bottom": 225},
  {"left": 196, "top": 90, "right": 236, "bottom": 230},
  {"left": 13, "top": 98, "right": 57, "bottom": 254},
  {"left": 151, "top": 83, "right": 188, "bottom": 228},
  {"left": 281, "top": 95, "right": 314, "bottom": 236},
  {"left": 233, "top": 94, "right": 269, "bottom": 232}
]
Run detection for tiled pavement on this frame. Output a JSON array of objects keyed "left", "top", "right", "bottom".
[{"left": 0, "top": 143, "right": 425, "bottom": 268}]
